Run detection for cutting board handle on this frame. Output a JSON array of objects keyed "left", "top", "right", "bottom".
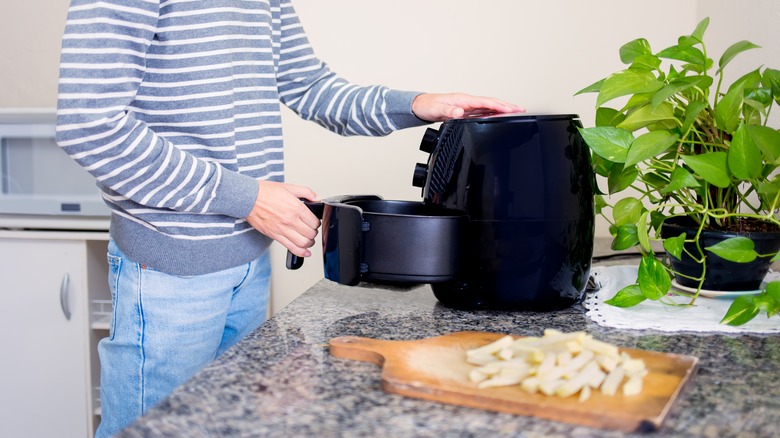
[{"left": 329, "top": 336, "right": 396, "bottom": 366}]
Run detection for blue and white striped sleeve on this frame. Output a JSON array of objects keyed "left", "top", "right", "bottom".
[
  {"left": 274, "top": 1, "right": 427, "bottom": 136},
  {"left": 55, "top": 0, "right": 258, "bottom": 220}
]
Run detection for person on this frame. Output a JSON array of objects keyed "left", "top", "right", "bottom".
[{"left": 56, "top": 1, "right": 522, "bottom": 436}]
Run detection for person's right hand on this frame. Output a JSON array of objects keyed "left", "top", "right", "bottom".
[{"left": 246, "top": 181, "right": 320, "bottom": 257}]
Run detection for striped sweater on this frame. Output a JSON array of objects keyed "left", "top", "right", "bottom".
[{"left": 56, "top": 0, "right": 426, "bottom": 275}]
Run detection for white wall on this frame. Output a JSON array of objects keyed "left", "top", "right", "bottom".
[
  {"left": 0, "top": 3, "right": 68, "bottom": 107},
  {"left": 697, "top": 0, "right": 780, "bottom": 129},
  {"left": 5, "top": 1, "right": 778, "bottom": 313}
]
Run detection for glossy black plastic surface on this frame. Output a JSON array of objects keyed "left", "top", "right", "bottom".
[
  {"left": 286, "top": 201, "right": 325, "bottom": 270},
  {"left": 319, "top": 196, "right": 467, "bottom": 286},
  {"left": 419, "top": 113, "right": 596, "bottom": 310}
]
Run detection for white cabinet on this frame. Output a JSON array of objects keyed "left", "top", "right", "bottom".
[{"left": 0, "top": 231, "right": 109, "bottom": 438}]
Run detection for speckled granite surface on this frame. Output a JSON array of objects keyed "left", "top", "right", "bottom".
[{"left": 117, "top": 250, "right": 780, "bottom": 438}]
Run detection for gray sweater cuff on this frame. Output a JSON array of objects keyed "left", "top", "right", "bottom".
[
  {"left": 385, "top": 90, "right": 432, "bottom": 129},
  {"left": 211, "top": 167, "right": 259, "bottom": 219}
]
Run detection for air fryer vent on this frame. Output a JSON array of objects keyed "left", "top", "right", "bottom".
[{"left": 426, "top": 123, "right": 464, "bottom": 198}]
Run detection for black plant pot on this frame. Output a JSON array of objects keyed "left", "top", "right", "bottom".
[{"left": 660, "top": 218, "right": 780, "bottom": 291}]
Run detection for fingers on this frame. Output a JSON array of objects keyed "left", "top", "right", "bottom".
[
  {"left": 286, "top": 183, "right": 319, "bottom": 202},
  {"left": 412, "top": 93, "right": 525, "bottom": 122},
  {"left": 245, "top": 181, "right": 321, "bottom": 257},
  {"left": 449, "top": 93, "right": 525, "bottom": 115}
]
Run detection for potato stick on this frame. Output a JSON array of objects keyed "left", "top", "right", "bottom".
[
  {"left": 497, "top": 347, "right": 514, "bottom": 361},
  {"left": 623, "top": 375, "right": 644, "bottom": 396},
  {"left": 600, "top": 365, "right": 625, "bottom": 396},
  {"left": 580, "top": 337, "right": 620, "bottom": 358},
  {"left": 539, "top": 379, "right": 564, "bottom": 396},
  {"left": 466, "top": 352, "right": 497, "bottom": 366},
  {"left": 594, "top": 354, "right": 618, "bottom": 372},
  {"left": 539, "top": 350, "right": 594, "bottom": 382},
  {"left": 578, "top": 385, "right": 592, "bottom": 403},
  {"left": 469, "top": 369, "right": 488, "bottom": 383},
  {"left": 556, "top": 362, "right": 602, "bottom": 398},
  {"left": 521, "top": 376, "right": 540, "bottom": 394},
  {"left": 557, "top": 350, "right": 572, "bottom": 366},
  {"left": 466, "top": 335, "right": 514, "bottom": 357},
  {"left": 478, "top": 366, "right": 529, "bottom": 389}
]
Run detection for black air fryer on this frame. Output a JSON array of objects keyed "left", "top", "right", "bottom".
[
  {"left": 412, "top": 113, "right": 595, "bottom": 310},
  {"left": 287, "top": 113, "right": 595, "bottom": 311}
]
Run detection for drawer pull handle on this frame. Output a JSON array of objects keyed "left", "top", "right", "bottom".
[{"left": 60, "top": 273, "right": 71, "bottom": 321}]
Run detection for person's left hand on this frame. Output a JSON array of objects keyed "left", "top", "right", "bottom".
[{"left": 411, "top": 93, "right": 524, "bottom": 122}]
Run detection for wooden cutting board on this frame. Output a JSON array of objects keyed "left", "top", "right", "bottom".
[{"left": 329, "top": 331, "right": 698, "bottom": 432}]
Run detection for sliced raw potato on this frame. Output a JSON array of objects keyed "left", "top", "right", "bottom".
[
  {"left": 466, "top": 335, "right": 514, "bottom": 358},
  {"left": 578, "top": 385, "right": 592, "bottom": 403},
  {"left": 466, "top": 330, "right": 647, "bottom": 402},
  {"left": 623, "top": 375, "right": 644, "bottom": 396},
  {"left": 601, "top": 365, "right": 626, "bottom": 396}
]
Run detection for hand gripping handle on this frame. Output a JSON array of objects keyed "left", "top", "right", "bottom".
[{"left": 285, "top": 201, "right": 324, "bottom": 270}]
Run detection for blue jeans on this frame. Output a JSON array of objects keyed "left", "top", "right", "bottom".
[{"left": 96, "top": 240, "right": 271, "bottom": 437}]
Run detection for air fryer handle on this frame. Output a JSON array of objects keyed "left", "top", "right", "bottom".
[{"left": 286, "top": 201, "right": 325, "bottom": 270}]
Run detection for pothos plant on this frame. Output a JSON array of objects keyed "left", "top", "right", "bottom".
[{"left": 575, "top": 17, "right": 780, "bottom": 326}]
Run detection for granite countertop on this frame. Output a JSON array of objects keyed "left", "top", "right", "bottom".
[{"left": 118, "top": 248, "right": 780, "bottom": 438}]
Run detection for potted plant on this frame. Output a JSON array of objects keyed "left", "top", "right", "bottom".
[{"left": 575, "top": 17, "right": 780, "bottom": 326}]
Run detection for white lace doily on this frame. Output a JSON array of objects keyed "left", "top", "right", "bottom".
[{"left": 584, "top": 265, "right": 780, "bottom": 334}]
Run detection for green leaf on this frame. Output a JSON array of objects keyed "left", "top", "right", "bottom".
[
  {"left": 595, "top": 107, "right": 626, "bottom": 127},
  {"left": 767, "top": 282, "right": 780, "bottom": 302},
  {"left": 729, "top": 69, "right": 763, "bottom": 94},
  {"left": 682, "top": 152, "right": 731, "bottom": 188},
  {"left": 612, "top": 196, "right": 644, "bottom": 226},
  {"left": 620, "top": 38, "right": 653, "bottom": 64},
  {"left": 637, "top": 211, "right": 652, "bottom": 253},
  {"left": 651, "top": 76, "right": 713, "bottom": 109},
  {"left": 605, "top": 285, "right": 647, "bottom": 307},
  {"left": 629, "top": 54, "right": 662, "bottom": 71},
  {"left": 597, "top": 70, "right": 664, "bottom": 107},
  {"left": 728, "top": 123, "right": 763, "bottom": 180},
  {"left": 575, "top": 78, "right": 604, "bottom": 96},
  {"left": 762, "top": 68, "right": 780, "bottom": 104},
  {"left": 743, "top": 98, "right": 767, "bottom": 126},
  {"left": 721, "top": 295, "right": 760, "bottom": 326},
  {"left": 714, "top": 82, "right": 745, "bottom": 134},
  {"left": 594, "top": 195, "right": 608, "bottom": 215},
  {"left": 718, "top": 40, "right": 760, "bottom": 73},
  {"left": 690, "top": 17, "right": 710, "bottom": 43},
  {"left": 747, "top": 125, "right": 780, "bottom": 164},
  {"left": 745, "top": 87, "right": 773, "bottom": 107},
  {"left": 661, "top": 167, "right": 701, "bottom": 194},
  {"left": 705, "top": 237, "right": 758, "bottom": 263},
  {"left": 757, "top": 176, "right": 780, "bottom": 210},
  {"left": 612, "top": 224, "right": 639, "bottom": 250},
  {"left": 753, "top": 294, "right": 780, "bottom": 317},
  {"left": 643, "top": 172, "right": 671, "bottom": 192},
  {"left": 607, "top": 163, "right": 638, "bottom": 194},
  {"left": 650, "top": 211, "right": 666, "bottom": 231},
  {"left": 637, "top": 255, "right": 671, "bottom": 300},
  {"left": 682, "top": 101, "right": 708, "bottom": 134},
  {"left": 617, "top": 103, "right": 676, "bottom": 132},
  {"left": 663, "top": 233, "right": 687, "bottom": 260},
  {"left": 578, "top": 127, "right": 634, "bottom": 163},
  {"left": 657, "top": 45, "right": 707, "bottom": 66},
  {"left": 625, "top": 130, "right": 679, "bottom": 167},
  {"left": 592, "top": 153, "right": 613, "bottom": 178}
]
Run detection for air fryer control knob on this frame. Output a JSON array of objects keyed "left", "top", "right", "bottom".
[
  {"left": 419, "top": 127, "right": 440, "bottom": 153},
  {"left": 412, "top": 163, "right": 429, "bottom": 188}
]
